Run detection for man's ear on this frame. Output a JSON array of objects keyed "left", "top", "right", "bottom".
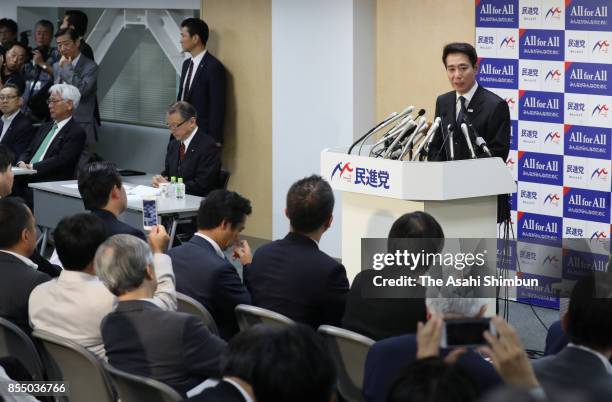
[{"left": 284, "top": 208, "right": 289, "bottom": 219}]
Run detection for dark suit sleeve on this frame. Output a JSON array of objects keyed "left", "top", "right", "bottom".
[
  {"left": 427, "top": 96, "right": 445, "bottom": 161},
  {"left": 176, "top": 60, "right": 188, "bottom": 101},
  {"left": 214, "top": 262, "right": 252, "bottom": 312},
  {"left": 29, "top": 251, "right": 61, "bottom": 278},
  {"left": 485, "top": 98, "right": 511, "bottom": 160},
  {"left": 319, "top": 263, "right": 349, "bottom": 326},
  {"left": 185, "top": 145, "right": 220, "bottom": 196},
  {"left": 207, "top": 61, "right": 226, "bottom": 144},
  {"left": 18, "top": 125, "right": 42, "bottom": 163},
  {"left": 32, "top": 125, "right": 86, "bottom": 177},
  {"left": 182, "top": 316, "right": 226, "bottom": 378},
  {"left": 10, "top": 118, "right": 35, "bottom": 163}
]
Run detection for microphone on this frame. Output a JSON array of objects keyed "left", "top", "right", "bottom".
[
  {"left": 460, "top": 115, "right": 493, "bottom": 157},
  {"left": 384, "top": 109, "right": 425, "bottom": 159},
  {"left": 460, "top": 123, "right": 477, "bottom": 159},
  {"left": 448, "top": 124, "right": 455, "bottom": 161},
  {"left": 399, "top": 116, "right": 428, "bottom": 160},
  {"left": 412, "top": 116, "right": 442, "bottom": 161},
  {"left": 348, "top": 106, "right": 414, "bottom": 154},
  {"left": 372, "top": 115, "right": 414, "bottom": 147}
]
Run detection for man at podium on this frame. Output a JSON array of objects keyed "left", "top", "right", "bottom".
[{"left": 427, "top": 42, "right": 510, "bottom": 221}]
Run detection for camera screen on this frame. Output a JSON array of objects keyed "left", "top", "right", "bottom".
[
  {"left": 142, "top": 199, "right": 158, "bottom": 227},
  {"left": 445, "top": 319, "right": 490, "bottom": 346}
]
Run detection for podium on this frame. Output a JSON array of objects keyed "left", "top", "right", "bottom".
[{"left": 321, "top": 147, "right": 516, "bottom": 281}]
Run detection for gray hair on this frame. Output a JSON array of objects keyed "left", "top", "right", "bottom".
[
  {"left": 94, "top": 234, "right": 153, "bottom": 296},
  {"left": 167, "top": 101, "right": 197, "bottom": 120},
  {"left": 49, "top": 83, "right": 81, "bottom": 109},
  {"left": 425, "top": 297, "right": 487, "bottom": 317}
]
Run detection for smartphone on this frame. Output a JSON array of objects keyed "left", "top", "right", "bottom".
[
  {"left": 440, "top": 318, "right": 494, "bottom": 348},
  {"left": 142, "top": 196, "right": 159, "bottom": 231}
]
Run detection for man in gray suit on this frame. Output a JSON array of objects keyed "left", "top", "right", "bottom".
[
  {"left": 533, "top": 273, "right": 612, "bottom": 402},
  {"left": 53, "top": 27, "right": 98, "bottom": 145}
]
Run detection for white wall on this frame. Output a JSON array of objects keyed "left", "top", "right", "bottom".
[{"left": 272, "top": 0, "right": 375, "bottom": 257}]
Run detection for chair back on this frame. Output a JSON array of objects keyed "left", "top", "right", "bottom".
[
  {"left": 176, "top": 292, "right": 220, "bottom": 335},
  {"left": 104, "top": 362, "right": 182, "bottom": 402},
  {"left": 234, "top": 304, "right": 295, "bottom": 331},
  {"left": 0, "top": 318, "right": 45, "bottom": 381},
  {"left": 32, "top": 329, "right": 115, "bottom": 402},
  {"left": 318, "top": 325, "right": 375, "bottom": 402}
]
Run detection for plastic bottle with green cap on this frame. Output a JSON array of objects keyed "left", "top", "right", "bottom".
[
  {"left": 176, "top": 177, "right": 185, "bottom": 199},
  {"left": 170, "top": 176, "right": 177, "bottom": 198}
]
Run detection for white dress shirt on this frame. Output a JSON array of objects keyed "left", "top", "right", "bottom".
[
  {"left": 455, "top": 82, "right": 479, "bottom": 120},
  {"left": 0, "top": 110, "right": 18, "bottom": 141},
  {"left": 28, "top": 253, "right": 177, "bottom": 360},
  {"left": 194, "top": 232, "right": 225, "bottom": 259},
  {"left": 182, "top": 127, "right": 197, "bottom": 152},
  {"left": 37, "top": 116, "right": 72, "bottom": 161}
]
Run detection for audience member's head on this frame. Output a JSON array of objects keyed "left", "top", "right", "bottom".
[
  {"left": 95, "top": 234, "right": 156, "bottom": 297},
  {"left": 221, "top": 324, "right": 336, "bottom": 402},
  {"left": 47, "top": 83, "right": 80, "bottom": 121},
  {"left": 180, "top": 18, "right": 209, "bottom": 52},
  {"left": 197, "top": 189, "right": 252, "bottom": 250},
  {"left": 166, "top": 101, "right": 198, "bottom": 142},
  {"left": 563, "top": 274, "right": 612, "bottom": 354},
  {"left": 286, "top": 175, "right": 334, "bottom": 235},
  {"left": 78, "top": 162, "right": 126, "bottom": 214},
  {"left": 388, "top": 357, "right": 477, "bottom": 402},
  {"left": 0, "top": 19, "right": 18, "bottom": 47},
  {"left": 55, "top": 28, "right": 80, "bottom": 60},
  {"left": 61, "top": 10, "right": 89, "bottom": 37},
  {"left": 0, "top": 198, "right": 36, "bottom": 257},
  {"left": 0, "top": 83, "right": 22, "bottom": 116},
  {"left": 54, "top": 213, "right": 106, "bottom": 272},
  {"left": 34, "top": 19, "right": 54, "bottom": 48},
  {"left": 0, "top": 144, "right": 14, "bottom": 197},
  {"left": 5, "top": 43, "right": 28, "bottom": 73},
  {"left": 426, "top": 297, "right": 487, "bottom": 320}
]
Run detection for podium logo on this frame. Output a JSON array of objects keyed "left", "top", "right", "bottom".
[
  {"left": 331, "top": 161, "right": 391, "bottom": 190},
  {"left": 519, "top": 29, "right": 564, "bottom": 60},
  {"left": 331, "top": 162, "right": 353, "bottom": 182},
  {"left": 566, "top": 62, "right": 611, "bottom": 96},
  {"left": 567, "top": 2, "right": 610, "bottom": 31},
  {"left": 545, "top": 7, "right": 562, "bottom": 20},
  {"left": 477, "top": 0, "right": 518, "bottom": 27},
  {"left": 564, "top": 125, "right": 611, "bottom": 159},
  {"left": 563, "top": 187, "right": 610, "bottom": 223}
]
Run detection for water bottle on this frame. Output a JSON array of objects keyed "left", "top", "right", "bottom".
[
  {"left": 170, "top": 176, "right": 177, "bottom": 198},
  {"left": 176, "top": 177, "right": 185, "bottom": 199}
]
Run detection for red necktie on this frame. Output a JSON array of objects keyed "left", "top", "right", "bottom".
[
  {"left": 182, "top": 60, "right": 194, "bottom": 100},
  {"left": 179, "top": 142, "right": 186, "bottom": 161}
]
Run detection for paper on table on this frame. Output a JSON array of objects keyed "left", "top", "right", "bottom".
[
  {"left": 126, "top": 185, "right": 161, "bottom": 198},
  {"left": 61, "top": 183, "right": 80, "bottom": 189}
]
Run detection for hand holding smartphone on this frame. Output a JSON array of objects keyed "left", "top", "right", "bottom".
[{"left": 142, "top": 196, "right": 159, "bottom": 231}]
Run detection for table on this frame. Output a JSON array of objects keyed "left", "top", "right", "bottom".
[
  {"left": 29, "top": 175, "right": 203, "bottom": 251},
  {"left": 12, "top": 167, "right": 37, "bottom": 176}
]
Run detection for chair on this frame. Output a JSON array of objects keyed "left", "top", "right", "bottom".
[
  {"left": 0, "top": 318, "right": 45, "bottom": 381},
  {"left": 234, "top": 304, "right": 295, "bottom": 331},
  {"left": 103, "top": 362, "right": 182, "bottom": 402},
  {"left": 318, "top": 325, "right": 375, "bottom": 402},
  {"left": 32, "top": 329, "right": 115, "bottom": 402},
  {"left": 218, "top": 169, "right": 230, "bottom": 189},
  {"left": 176, "top": 292, "right": 220, "bottom": 335}
]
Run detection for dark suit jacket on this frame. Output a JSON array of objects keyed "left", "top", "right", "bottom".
[
  {"left": 19, "top": 118, "right": 86, "bottom": 182},
  {"left": 186, "top": 380, "right": 247, "bottom": 402},
  {"left": 342, "top": 270, "right": 426, "bottom": 340},
  {"left": 177, "top": 52, "right": 226, "bottom": 144},
  {"left": 162, "top": 128, "right": 220, "bottom": 196},
  {"left": 0, "top": 111, "right": 35, "bottom": 163},
  {"left": 534, "top": 346, "right": 612, "bottom": 402},
  {"left": 428, "top": 85, "right": 510, "bottom": 162},
  {"left": 244, "top": 232, "right": 349, "bottom": 328},
  {"left": 0, "top": 251, "right": 50, "bottom": 333},
  {"left": 544, "top": 320, "right": 568, "bottom": 356},
  {"left": 101, "top": 300, "right": 226, "bottom": 396},
  {"left": 363, "top": 334, "right": 502, "bottom": 402},
  {"left": 167, "top": 235, "right": 251, "bottom": 340},
  {"left": 91, "top": 209, "right": 146, "bottom": 242}
]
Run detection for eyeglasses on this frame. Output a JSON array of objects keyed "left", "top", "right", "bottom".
[
  {"left": 166, "top": 118, "right": 190, "bottom": 130},
  {"left": 46, "top": 98, "right": 64, "bottom": 104},
  {"left": 0, "top": 95, "right": 18, "bottom": 101}
]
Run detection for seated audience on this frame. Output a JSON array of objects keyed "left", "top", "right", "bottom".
[
  {"left": 533, "top": 274, "right": 612, "bottom": 401},
  {"left": 0, "top": 198, "right": 50, "bottom": 333},
  {"left": 0, "top": 83, "right": 35, "bottom": 161},
  {"left": 1, "top": 43, "right": 28, "bottom": 94},
  {"left": 0, "top": 19, "right": 18, "bottom": 53},
  {"left": 342, "top": 211, "right": 444, "bottom": 340},
  {"left": 16, "top": 83, "right": 85, "bottom": 182},
  {"left": 152, "top": 101, "right": 221, "bottom": 196},
  {"left": 187, "top": 324, "right": 336, "bottom": 402},
  {"left": 245, "top": 175, "right": 349, "bottom": 328},
  {"left": 167, "top": 189, "right": 252, "bottom": 340},
  {"left": 0, "top": 144, "right": 14, "bottom": 197},
  {"left": 97, "top": 234, "right": 225, "bottom": 396},
  {"left": 29, "top": 214, "right": 176, "bottom": 359},
  {"left": 363, "top": 298, "right": 501, "bottom": 402},
  {"left": 52, "top": 28, "right": 98, "bottom": 144},
  {"left": 77, "top": 161, "right": 146, "bottom": 241}
]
